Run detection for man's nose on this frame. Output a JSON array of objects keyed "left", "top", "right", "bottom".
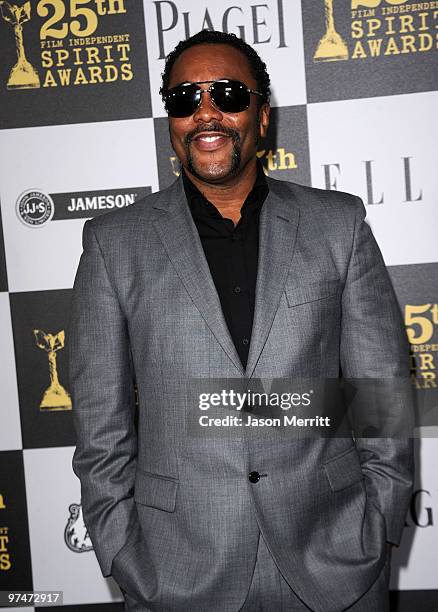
[{"left": 193, "top": 90, "right": 223, "bottom": 122}]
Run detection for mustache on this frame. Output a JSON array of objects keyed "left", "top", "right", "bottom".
[{"left": 184, "top": 123, "right": 240, "bottom": 146}]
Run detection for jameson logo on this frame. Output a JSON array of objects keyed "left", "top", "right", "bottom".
[
  {"left": 314, "top": 0, "right": 437, "bottom": 62},
  {"left": 16, "top": 186, "right": 151, "bottom": 225},
  {"left": 0, "top": 0, "right": 133, "bottom": 90}
]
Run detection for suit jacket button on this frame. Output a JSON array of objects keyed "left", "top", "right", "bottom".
[{"left": 249, "top": 471, "right": 260, "bottom": 483}]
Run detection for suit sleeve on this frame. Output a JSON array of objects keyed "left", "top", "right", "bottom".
[
  {"left": 69, "top": 218, "right": 139, "bottom": 577},
  {"left": 340, "top": 196, "right": 415, "bottom": 547}
]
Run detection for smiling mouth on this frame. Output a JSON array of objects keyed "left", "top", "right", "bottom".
[
  {"left": 191, "top": 132, "right": 231, "bottom": 151},
  {"left": 196, "top": 135, "right": 223, "bottom": 142}
]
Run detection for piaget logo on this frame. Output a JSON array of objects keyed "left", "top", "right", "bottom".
[
  {"left": 1, "top": 0, "right": 132, "bottom": 90},
  {"left": 153, "top": 0, "right": 288, "bottom": 60},
  {"left": 405, "top": 303, "right": 438, "bottom": 389},
  {"left": 314, "top": 0, "right": 437, "bottom": 62}
]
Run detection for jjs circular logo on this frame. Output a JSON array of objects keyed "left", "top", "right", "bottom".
[{"left": 16, "top": 190, "right": 54, "bottom": 226}]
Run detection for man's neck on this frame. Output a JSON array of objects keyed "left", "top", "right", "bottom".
[{"left": 184, "top": 159, "right": 258, "bottom": 225}]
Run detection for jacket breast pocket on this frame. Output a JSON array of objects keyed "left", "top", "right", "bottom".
[
  {"left": 285, "top": 278, "right": 341, "bottom": 308},
  {"left": 134, "top": 467, "right": 179, "bottom": 512},
  {"left": 323, "top": 446, "right": 364, "bottom": 492}
]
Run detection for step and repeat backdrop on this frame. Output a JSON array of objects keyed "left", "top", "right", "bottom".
[{"left": 0, "top": 0, "right": 437, "bottom": 609}]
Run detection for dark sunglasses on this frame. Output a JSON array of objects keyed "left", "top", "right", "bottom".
[{"left": 164, "top": 79, "right": 264, "bottom": 118}]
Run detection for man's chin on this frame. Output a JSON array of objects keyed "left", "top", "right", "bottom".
[{"left": 187, "top": 159, "right": 239, "bottom": 184}]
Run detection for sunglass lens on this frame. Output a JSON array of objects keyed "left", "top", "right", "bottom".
[
  {"left": 211, "top": 80, "right": 250, "bottom": 113},
  {"left": 166, "top": 83, "right": 200, "bottom": 118}
]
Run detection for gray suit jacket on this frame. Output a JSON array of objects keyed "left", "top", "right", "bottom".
[{"left": 69, "top": 174, "right": 414, "bottom": 612}]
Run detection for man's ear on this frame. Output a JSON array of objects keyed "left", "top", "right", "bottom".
[{"left": 259, "top": 103, "right": 270, "bottom": 139}]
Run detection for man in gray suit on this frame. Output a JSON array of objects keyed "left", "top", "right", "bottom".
[{"left": 69, "top": 30, "right": 414, "bottom": 611}]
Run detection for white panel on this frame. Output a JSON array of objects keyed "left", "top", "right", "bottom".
[
  {"left": 23, "top": 447, "right": 123, "bottom": 605},
  {"left": 391, "top": 437, "right": 438, "bottom": 590},
  {"left": 307, "top": 91, "right": 438, "bottom": 266},
  {"left": 0, "top": 293, "right": 22, "bottom": 450},
  {"left": 0, "top": 119, "right": 159, "bottom": 293}
]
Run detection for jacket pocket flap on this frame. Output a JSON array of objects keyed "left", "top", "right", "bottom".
[
  {"left": 134, "top": 468, "right": 179, "bottom": 512},
  {"left": 323, "top": 447, "right": 363, "bottom": 492},
  {"left": 285, "top": 278, "right": 341, "bottom": 307}
]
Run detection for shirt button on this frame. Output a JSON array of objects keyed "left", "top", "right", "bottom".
[
  {"left": 242, "top": 337, "right": 249, "bottom": 345},
  {"left": 233, "top": 285, "right": 241, "bottom": 294},
  {"left": 248, "top": 471, "right": 260, "bottom": 483}
]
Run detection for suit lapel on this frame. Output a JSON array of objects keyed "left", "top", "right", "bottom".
[
  {"left": 244, "top": 179, "right": 300, "bottom": 378},
  {"left": 151, "top": 175, "right": 300, "bottom": 379},
  {"left": 152, "top": 176, "right": 245, "bottom": 375}
]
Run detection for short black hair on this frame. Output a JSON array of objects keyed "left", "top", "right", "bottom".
[{"left": 159, "top": 30, "right": 271, "bottom": 108}]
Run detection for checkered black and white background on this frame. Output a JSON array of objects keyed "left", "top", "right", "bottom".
[{"left": 0, "top": 0, "right": 437, "bottom": 609}]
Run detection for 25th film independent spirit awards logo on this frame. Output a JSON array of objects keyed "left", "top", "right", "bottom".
[
  {"left": 0, "top": 454, "right": 33, "bottom": 591},
  {"left": 396, "top": 265, "right": 438, "bottom": 392},
  {"left": 303, "top": 0, "right": 438, "bottom": 101},
  {"left": 407, "top": 300, "right": 438, "bottom": 391},
  {"left": 388, "top": 263, "right": 438, "bottom": 426},
  {"left": 0, "top": 0, "right": 151, "bottom": 127}
]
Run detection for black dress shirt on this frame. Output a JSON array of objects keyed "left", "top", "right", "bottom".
[{"left": 182, "top": 161, "right": 269, "bottom": 369}]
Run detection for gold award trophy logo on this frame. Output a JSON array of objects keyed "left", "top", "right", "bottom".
[
  {"left": 0, "top": 0, "right": 40, "bottom": 89},
  {"left": 34, "top": 329, "right": 71, "bottom": 411},
  {"left": 314, "top": 0, "right": 349, "bottom": 62}
]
